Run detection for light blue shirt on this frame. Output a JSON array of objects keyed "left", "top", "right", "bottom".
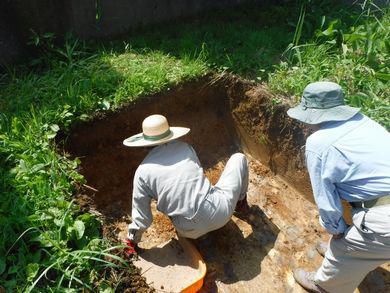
[{"left": 305, "top": 113, "right": 390, "bottom": 235}]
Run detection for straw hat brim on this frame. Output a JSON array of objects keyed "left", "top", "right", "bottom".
[
  {"left": 123, "top": 127, "right": 190, "bottom": 147},
  {"left": 287, "top": 104, "right": 360, "bottom": 125}
]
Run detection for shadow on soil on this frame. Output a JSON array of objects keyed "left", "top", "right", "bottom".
[
  {"left": 196, "top": 205, "right": 279, "bottom": 291},
  {"left": 360, "top": 266, "right": 390, "bottom": 293}
]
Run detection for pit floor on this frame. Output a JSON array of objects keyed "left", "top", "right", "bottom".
[{"left": 115, "top": 155, "right": 390, "bottom": 293}]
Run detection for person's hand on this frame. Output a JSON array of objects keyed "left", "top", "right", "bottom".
[
  {"left": 332, "top": 233, "right": 344, "bottom": 239},
  {"left": 124, "top": 239, "right": 137, "bottom": 257}
]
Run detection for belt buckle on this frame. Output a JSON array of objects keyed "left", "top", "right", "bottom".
[{"left": 350, "top": 201, "right": 363, "bottom": 208}]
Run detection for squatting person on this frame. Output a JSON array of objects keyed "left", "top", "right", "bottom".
[
  {"left": 288, "top": 81, "right": 390, "bottom": 292},
  {"left": 122, "top": 114, "right": 249, "bottom": 255}
]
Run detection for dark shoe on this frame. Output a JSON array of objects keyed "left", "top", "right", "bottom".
[
  {"left": 316, "top": 241, "right": 328, "bottom": 257},
  {"left": 234, "top": 194, "right": 250, "bottom": 215},
  {"left": 293, "top": 269, "right": 327, "bottom": 292}
]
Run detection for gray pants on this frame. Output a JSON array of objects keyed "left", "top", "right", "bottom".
[
  {"left": 173, "top": 153, "right": 248, "bottom": 239},
  {"left": 315, "top": 204, "right": 390, "bottom": 293}
]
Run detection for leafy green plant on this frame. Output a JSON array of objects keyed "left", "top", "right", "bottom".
[
  {"left": 269, "top": 0, "right": 389, "bottom": 128},
  {"left": 0, "top": 34, "right": 207, "bottom": 291}
]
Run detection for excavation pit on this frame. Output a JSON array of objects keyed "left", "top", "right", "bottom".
[{"left": 64, "top": 76, "right": 389, "bottom": 292}]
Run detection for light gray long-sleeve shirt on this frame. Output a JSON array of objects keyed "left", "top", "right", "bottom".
[{"left": 128, "top": 140, "right": 211, "bottom": 242}]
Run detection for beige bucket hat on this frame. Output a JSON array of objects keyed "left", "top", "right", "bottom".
[{"left": 123, "top": 114, "right": 190, "bottom": 147}]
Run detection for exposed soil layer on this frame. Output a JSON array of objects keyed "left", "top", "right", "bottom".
[{"left": 64, "top": 76, "right": 389, "bottom": 292}]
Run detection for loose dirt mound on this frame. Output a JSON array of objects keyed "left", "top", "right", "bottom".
[{"left": 64, "top": 75, "right": 389, "bottom": 292}]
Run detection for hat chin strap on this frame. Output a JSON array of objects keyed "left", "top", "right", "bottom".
[{"left": 143, "top": 129, "right": 172, "bottom": 141}]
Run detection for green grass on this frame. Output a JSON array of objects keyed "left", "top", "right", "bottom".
[
  {"left": 124, "top": 4, "right": 295, "bottom": 80},
  {"left": 0, "top": 42, "right": 207, "bottom": 291},
  {"left": 269, "top": 1, "right": 390, "bottom": 128},
  {"left": 1, "top": 0, "right": 389, "bottom": 291},
  {"left": 1, "top": 48, "right": 207, "bottom": 118}
]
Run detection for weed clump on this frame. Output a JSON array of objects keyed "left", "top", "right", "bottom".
[
  {"left": 0, "top": 37, "right": 206, "bottom": 291},
  {"left": 269, "top": 1, "right": 390, "bottom": 128}
]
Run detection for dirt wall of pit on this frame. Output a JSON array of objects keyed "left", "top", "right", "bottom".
[
  {"left": 64, "top": 75, "right": 312, "bottom": 219},
  {"left": 65, "top": 76, "right": 241, "bottom": 218},
  {"left": 227, "top": 78, "right": 312, "bottom": 196}
]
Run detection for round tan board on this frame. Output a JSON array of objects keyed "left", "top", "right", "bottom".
[{"left": 134, "top": 237, "right": 206, "bottom": 292}]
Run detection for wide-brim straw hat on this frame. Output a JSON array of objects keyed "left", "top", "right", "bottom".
[
  {"left": 123, "top": 114, "right": 190, "bottom": 147},
  {"left": 287, "top": 81, "right": 360, "bottom": 124}
]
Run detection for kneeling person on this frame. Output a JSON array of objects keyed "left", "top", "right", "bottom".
[{"left": 123, "top": 114, "right": 249, "bottom": 255}]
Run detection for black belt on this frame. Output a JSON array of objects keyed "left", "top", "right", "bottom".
[{"left": 350, "top": 195, "right": 390, "bottom": 208}]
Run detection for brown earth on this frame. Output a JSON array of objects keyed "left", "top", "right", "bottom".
[{"left": 63, "top": 75, "right": 390, "bottom": 292}]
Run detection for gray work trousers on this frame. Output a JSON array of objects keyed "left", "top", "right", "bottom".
[
  {"left": 315, "top": 204, "right": 390, "bottom": 293},
  {"left": 172, "top": 153, "right": 248, "bottom": 239}
]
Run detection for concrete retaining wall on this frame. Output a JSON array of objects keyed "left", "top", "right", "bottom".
[
  {"left": 72, "top": 0, "right": 261, "bottom": 38},
  {"left": 0, "top": 0, "right": 265, "bottom": 66}
]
